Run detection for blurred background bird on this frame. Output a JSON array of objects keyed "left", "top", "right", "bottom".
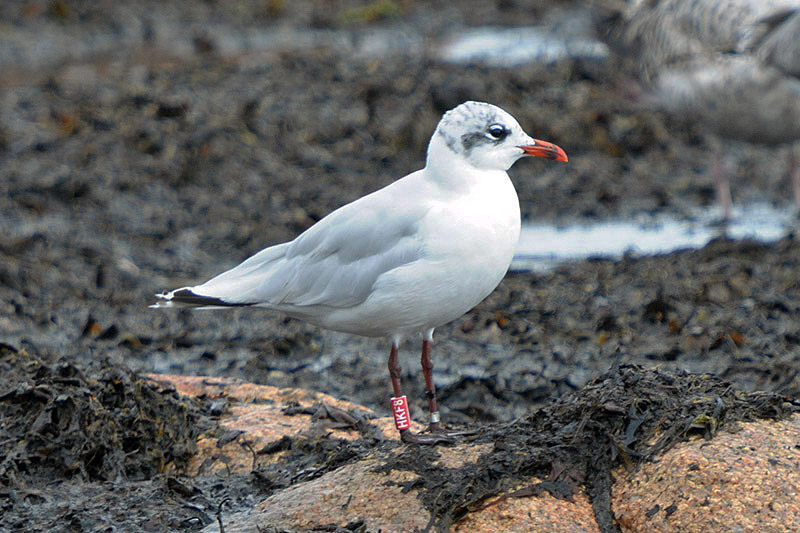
[{"left": 597, "top": 0, "right": 800, "bottom": 220}]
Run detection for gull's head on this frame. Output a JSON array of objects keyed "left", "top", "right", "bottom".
[{"left": 430, "top": 101, "right": 568, "bottom": 171}]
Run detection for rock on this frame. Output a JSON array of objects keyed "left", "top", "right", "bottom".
[
  {"left": 614, "top": 416, "right": 800, "bottom": 532},
  {"left": 148, "top": 374, "right": 414, "bottom": 476},
  {"left": 149, "top": 374, "right": 800, "bottom": 533}
]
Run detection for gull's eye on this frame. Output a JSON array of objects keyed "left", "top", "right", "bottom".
[{"left": 486, "top": 123, "right": 509, "bottom": 140}]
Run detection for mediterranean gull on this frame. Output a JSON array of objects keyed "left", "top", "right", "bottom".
[{"left": 153, "top": 101, "right": 568, "bottom": 444}]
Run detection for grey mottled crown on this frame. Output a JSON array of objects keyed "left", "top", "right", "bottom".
[{"left": 435, "top": 101, "right": 516, "bottom": 155}]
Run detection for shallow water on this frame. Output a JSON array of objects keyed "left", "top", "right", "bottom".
[
  {"left": 512, "top": 203, "right": 797, "bottom": 271},
  {"left": 438, "top": 25, "right": 608, "bottom": 66}
]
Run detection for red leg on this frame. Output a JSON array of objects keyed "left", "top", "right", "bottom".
[
  {"left": 420, "top": 339, "right": 442, "bottom": 432},
  {"left": 789, "top": 148, "right": 800, "bottom": 209},
  {"left": 713, "top": 149, "right": 732, "bottom": 222},
  {"left": 387, "top": 341, "right": 452, "bottom": 445},
  {"left": 388, "top": 343, "right": 403, "bottom": 398}
]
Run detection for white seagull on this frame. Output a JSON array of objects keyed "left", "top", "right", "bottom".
[{"left": 153, "top": 101, "right": 568, "bottom": 444}]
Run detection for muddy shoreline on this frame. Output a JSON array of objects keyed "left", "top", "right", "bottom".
[{"left": 2, "top": 1, "right": 800, "bottom": 531}]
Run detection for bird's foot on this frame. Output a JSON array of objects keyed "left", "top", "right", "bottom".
[
  {"left": 398, "top": 424, "right": 479, "bottom": 445},
  {"left": 429, "top": 421, "right": 479, "bottom": 437},
  {"left": 399, "top": 428, "right": 455, "bottom": 445}
]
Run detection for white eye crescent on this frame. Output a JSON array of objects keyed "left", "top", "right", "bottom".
[{"left": 486, "top": 123, "right": 509, "bottom": 140}]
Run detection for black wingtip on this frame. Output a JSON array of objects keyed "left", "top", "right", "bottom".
[{"left": 170, "top": 288, "right": 253, "bottom": 307}]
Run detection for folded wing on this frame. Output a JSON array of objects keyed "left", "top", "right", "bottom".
[{"left": 159, "top": 180, "right": 428, "bottom": 310}]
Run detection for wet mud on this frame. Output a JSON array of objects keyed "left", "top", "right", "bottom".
[{"left": 2, "top": 0, "right": 800, "bottom": 531}]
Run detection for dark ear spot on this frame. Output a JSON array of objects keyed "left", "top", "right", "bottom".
[{"left": 461, "top": 132, "right": 489, "bottom": 152}]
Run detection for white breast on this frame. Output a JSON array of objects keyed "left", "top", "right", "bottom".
[{"left": 315, "top": 169, "right": 521, "bottom": 339}]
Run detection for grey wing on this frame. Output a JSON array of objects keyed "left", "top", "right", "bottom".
[
  {"left": 192, "top": 195, "right": 427, "bottom": 308},
  {"left": 755, "top": 8, "right": 800, "bottom": 76}
]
